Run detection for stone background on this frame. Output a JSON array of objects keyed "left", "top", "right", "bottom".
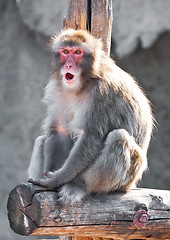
[{"left": 1, "top": 0, "right": 170, "bottom": 239}]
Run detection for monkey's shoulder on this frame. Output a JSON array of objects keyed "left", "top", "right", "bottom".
[{"left": 91, "top": 72, "right": 151, "bottom": 128}]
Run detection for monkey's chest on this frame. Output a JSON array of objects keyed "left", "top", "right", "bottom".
[
  {"left": 57, "top": 93, "right": 90, "bottom": 139},
  {"left": 68, "top": 110, "right": 85, "bottom": 139},
  {"left": 58, "top": 104, "right": 87, "bottom": 140}
]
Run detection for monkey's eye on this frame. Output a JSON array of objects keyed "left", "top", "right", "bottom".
[
  {"left": 63, "top": 49, "right": 69, "bottom": 54},
  {"left": 74, "top": 50, "right": 82, "bottom": 55}
]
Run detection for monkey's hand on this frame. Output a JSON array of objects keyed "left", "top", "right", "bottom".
[{"left": 28, "top": 172, "right": 58, "bottom": 190}]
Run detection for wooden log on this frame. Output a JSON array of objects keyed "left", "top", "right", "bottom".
[
  {"left": 63, "top": 0, "right": 113, "bottom": 55},
  {"left": 7, "top": 184, "right": 170, "bottom": 239},
  {"left": 63, "top": 0, "right": 88, "bottom": 30}
]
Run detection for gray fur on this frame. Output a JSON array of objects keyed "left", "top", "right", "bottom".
[
  {"left": 28, "top": 30, "right": 153, "bottom": 206},
  {"left": 28, "top": 135, "right": 45, "bottom": 179}
]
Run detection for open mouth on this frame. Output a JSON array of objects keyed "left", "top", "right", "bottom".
[{"left": 65, "top": 72, "right": 74, "bottom": 81}]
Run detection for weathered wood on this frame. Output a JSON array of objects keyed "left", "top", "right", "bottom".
[
  {"left": 7, "top": 183, "right": 47, "bottom": 236},
  {"left": 7, "top": 184, "right": 170, "bottom": 239},
  {"left": 63, "top": 0, "right": 88, "bottom": 30},
  {"left": 63, "top": 0, "right": 113, "bottom": 55},
  {"left": 91, "top": 0, "right": 113, "bottom": 55}
]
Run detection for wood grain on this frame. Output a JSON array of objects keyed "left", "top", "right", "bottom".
[
  {"left": 91, "top": 0, "right": 113, "bottom": 54},
  {"left": 63, "top": 0, "right": 113, "bottom": 55},
  {"left": 63, "top": 0, "right": 88, "bottom": 30},
  {"left": 7, "top": 184, "right": 170, "bottom": 239}
]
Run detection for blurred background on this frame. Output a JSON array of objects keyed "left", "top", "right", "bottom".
[{"left": 1, "top": 0, "right": 170, "bottom": 239}]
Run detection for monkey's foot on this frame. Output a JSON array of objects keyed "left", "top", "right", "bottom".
[
  {"left": 28, "top": 178, "right": 39, "bottom": 184},
  {"left": 28, "top": 172, "right": 57, "bottom": 190},
  {"left": 58, "top": 183, "right": 86, "bottom": 206},
  {"left": 28, "top": 178, "right": 47, "bottom": 187}
]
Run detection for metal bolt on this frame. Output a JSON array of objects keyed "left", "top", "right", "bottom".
[{"left": 133, "top": 210, "right": 148, "bottom": 228}]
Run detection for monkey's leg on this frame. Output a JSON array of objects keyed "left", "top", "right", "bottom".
[
  {"left": 83, "top": 129, "right": 147, "bottom": 193},
  {"left": 43, "top": 133, "right": 73, "bottom": 173},
  {"left": 30, "top": 133, "right": 86, "bottom": 205},
  {"left": 28, "top": 135, "right": 46, "bottom": 179},
  {"left": 29, "top": 133, "right": 73, "bottom": 186}
]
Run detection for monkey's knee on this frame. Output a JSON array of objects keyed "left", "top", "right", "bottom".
[
  {"left": 105, "top": 129, "right": 147, "bottom": 189},
  {"left": 106, "top": 128, "right": 133, "bottom": 147},
  {"left": 28, "top": 135, "right": 46, "bottom": 179},
  {"left": 35, "top": 135, "right": 46, "bottom": 146},
  {"left": 84, "top": 129, "right": 146, "bottom": 192}
]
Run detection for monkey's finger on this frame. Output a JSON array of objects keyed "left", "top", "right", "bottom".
[
  {"left": 28, "top": 178, "right": 40, "bottom": 185},
  {"left": 28, "top": 178, "right": 35, "bottom": 183},
  {"left": 28, "top": 178, "right": 45, "bottom": 187}
]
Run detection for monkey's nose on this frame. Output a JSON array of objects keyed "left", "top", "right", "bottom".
[{"left": 66, "top": 63, "right": 72, "bottom": 69}]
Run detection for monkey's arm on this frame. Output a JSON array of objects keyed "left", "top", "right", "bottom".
[
  {"left": 29, "top": 130, "right": 103, "bottom": 189},
  {"left": 28, "top": 135, "right": 46, "bottom": 179}
]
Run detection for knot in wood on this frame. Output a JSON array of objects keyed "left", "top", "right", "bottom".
[
  {"left": 133, "top": 210, "right": 148, "bottom": 228},
  {"left": 55, "top": 217, "right": 62, "bottom": 223}
]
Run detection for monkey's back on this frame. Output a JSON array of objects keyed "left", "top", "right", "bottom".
[{"left": 91, "top": 58, "right": 153, "bottom": 153}]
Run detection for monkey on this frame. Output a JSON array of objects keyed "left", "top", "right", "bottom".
[{"left": 28, "top": 29, "right": 153, "bottom": 206}]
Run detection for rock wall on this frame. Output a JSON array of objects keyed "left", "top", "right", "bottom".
[
  {"left": 116, "top": 33, "right": 170, "bottom": 189},
  {"left": 17, "top": 0, "right": 170, "bottom": 57},
  {"left": 113, "top": 0, "right": 170, "bottom": 57},
  {"left": 1, "top": 1, "right": 170, "bottom": 239}
]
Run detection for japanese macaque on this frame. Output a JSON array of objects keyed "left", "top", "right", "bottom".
[{"left": 28, "top": 29, "right": 153, "bottom": 205}]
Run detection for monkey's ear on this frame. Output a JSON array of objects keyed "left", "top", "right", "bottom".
[
  {"left": 48, "top": 35, "right": 56, "bottom": 50},
  {"left": 50, "top": 35, "right": 56, "bottom": 43}
]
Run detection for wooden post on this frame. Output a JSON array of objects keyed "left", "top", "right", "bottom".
[
  {"left": 91, "top": 0, "right": 113, "bottom": 55},
  {"left": 63, "top": 0, "right": 113, "bottom": 55},
  {"left": 63, "top": 0, "right": 88, "bottom": 30},
  {"left": 7, "top": 184, "right": 170, "bottom": 239}
]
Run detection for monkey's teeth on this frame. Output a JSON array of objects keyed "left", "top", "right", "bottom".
[{"left": 65, "top": 72, "right": 74, "bottom": 81}]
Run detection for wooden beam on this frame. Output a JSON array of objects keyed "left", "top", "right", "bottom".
[
  {"left": 7, "top": 184, "right": 170, "bottom": 239},
  {"left": 63, "top": 0, "right": 113, "bottom": 55}
]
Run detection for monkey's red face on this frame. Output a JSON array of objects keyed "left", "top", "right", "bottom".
[{"left": 59, "top": 47, "right": 85, "bottom": 88}]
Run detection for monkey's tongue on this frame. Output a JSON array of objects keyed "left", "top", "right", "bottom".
[{"left": 65, "top": 72, "right": 74, "bottom": 81}]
